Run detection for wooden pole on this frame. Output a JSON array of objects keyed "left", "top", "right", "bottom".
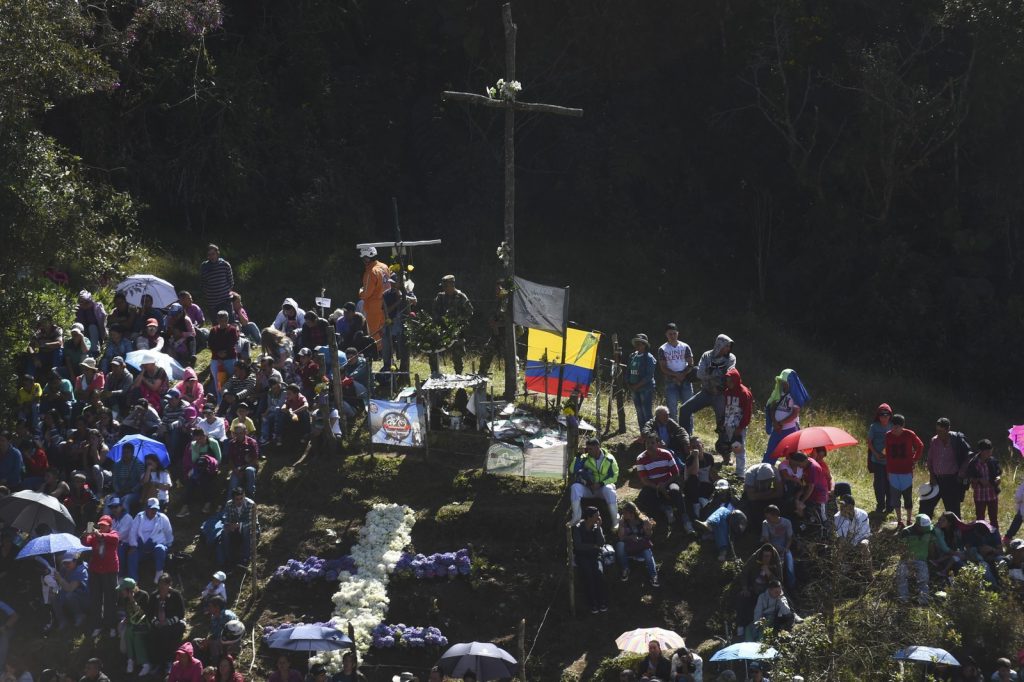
[
  {"left": 611, "top": 334, "right": 626, "bottom": 434},
  {"left": 517, "top": 618, "right": 527, "bottom": 681},
  {"left": 566, "top": 521, "right": 575, "bottom": 617},
  {"left": 501, "top": 3, "right": 518, "bottom": 403},
  {"left": 391, "top": 197, "right": 412, "bottom": 377},
  {"left": 417, "top": 374, "right": 428, "bottom": 461},
  {"left": 327, "top": 330, "right": 347, "bottom": 443},
  {"left": 554, "top": 288, "right": 570, "bottom": 409},
  {"left": 249, "top": 500, "right": 258, "bottom": 599}
]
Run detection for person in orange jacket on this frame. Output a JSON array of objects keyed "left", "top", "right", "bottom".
[{"left": 358, "top": 246, "right": 391, "bottom": 351}]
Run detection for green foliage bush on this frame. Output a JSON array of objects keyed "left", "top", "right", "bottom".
[
  {"left": 591, "top": 652, "right": 643, "bottom": 681},
  {"left": 943, "top": 564, "right": 1024, "bottom": 665}
]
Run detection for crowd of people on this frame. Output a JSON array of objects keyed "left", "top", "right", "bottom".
[
  {"left": 4, "top": 244, "right": 1024, "bottom": 681},
  {"left": 3, "top": 244, "right": 476, "bottom": 680},
  {"left": 572, "top": 325, "right": 1024, "bottom": 681}
]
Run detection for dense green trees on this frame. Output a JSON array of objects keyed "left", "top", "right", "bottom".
[{"left": 4, "top": 0, "right": 1023, "bottom": 397}]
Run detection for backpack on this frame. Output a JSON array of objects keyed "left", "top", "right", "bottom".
[{"left": 195, "top": 454, "right": 219, "bottom": 476}]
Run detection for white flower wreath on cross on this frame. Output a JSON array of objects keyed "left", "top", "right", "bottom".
[{"left": 486, "top": 78, "right": 523, "bottom": 101}]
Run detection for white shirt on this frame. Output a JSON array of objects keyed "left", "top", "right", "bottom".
[
  {"left": 150, "top": 470, "right": 172, "bottom": 503},
  {"left": 130, "top": 510, "right": 174, "bottom": 547},
  {"left": 774, "top": 394, "right": 799, "bottom": 427},
  {"left": 111, "top": 510, "right": 134, "bottom": 538},
  {"left": 659, "top": 341, "right": 692, "bottom": 373},
  {"left": 670, "top": 651, "right": 703, "bottom": 682},
  {"left": 198, "top": 416, "right": 227, "bottom": 442},
  {"left": 834, "top": 507, "right": 871, "bottom": 545},
  {"left": 202, "top": 581, "right": 228, "bottom": 603}
]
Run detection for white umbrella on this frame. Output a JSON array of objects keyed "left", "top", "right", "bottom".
[
  {"left": 125, "top": 349, "right": 186, "bottom": 381},
  {"left": 116, "top": 274, "right": 178, "bottom": 309},
  {"left": 616, "top": 628, "right": 687, "bottom": 654}
]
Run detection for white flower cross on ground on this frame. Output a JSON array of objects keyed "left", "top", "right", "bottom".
[{"left": 311, "top": 503, "right": 416, "bottom": 672}]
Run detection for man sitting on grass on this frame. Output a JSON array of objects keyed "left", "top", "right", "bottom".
[
  {"left": 636, "top": 433, "right": 688, "bottom": 531},
  {"left": 569, "top": 437, "right": 620, "bottom": 527}
]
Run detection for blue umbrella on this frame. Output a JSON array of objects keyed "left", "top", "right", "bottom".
[
  {"left": 894, "top": 646, "right": 960, "bottom": 667},
  {"left": 16, "top": 533, "right": 89, "bottom": 560},
  {"left": 266, "top": 625, "right": 352, "bottom": 653},
  {"left": 709, "top": 642, "right": 779, "bottom": 662},
  {"left": 109, "top": 434, "right": 170, "bottom": 468}
]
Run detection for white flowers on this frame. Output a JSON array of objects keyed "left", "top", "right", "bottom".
[
  {"left": 312, "top": 503, "right": 416, "bottom": 672},
  {"left": 486, "top": 78, "right": 523, "bottom": 101}
]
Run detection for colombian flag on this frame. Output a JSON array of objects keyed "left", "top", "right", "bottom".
[{"left": 525, "top": 328, "right": 601, "bottom": 397}]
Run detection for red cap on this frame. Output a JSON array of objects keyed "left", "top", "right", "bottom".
[
  {"left": 97, "top": 515, "right": 113, "bottom": 527},
  {"left": 146, "top": 318, "right": 159, "bottom": 327}
]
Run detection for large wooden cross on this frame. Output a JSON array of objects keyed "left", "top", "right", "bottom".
[{"left": 442, "top": 2, "right": 583, "bottom": 402}]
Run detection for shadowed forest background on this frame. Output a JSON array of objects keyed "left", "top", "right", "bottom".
[{"left": 4, "top": 0, "right": 1024, "bottom": 404}]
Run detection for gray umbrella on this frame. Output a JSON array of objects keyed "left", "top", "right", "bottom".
[
  {"left": 267, "top": 625, "right": 352, "bottom": 653},
  {"left": 439, "top": 642, "right": 517, "bottom": 681},
  {"left": 0, "top": 491, "right": 75, "bottom": 534}
]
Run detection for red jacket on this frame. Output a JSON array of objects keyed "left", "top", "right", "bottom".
[
  {"left": 884, "top": 429, "right": 924, "bottom": 475},
  {"left": 83, "top": 530, "right": 120, "bottom": 574},
  {"left": 722, "top": 367, "right": 753, "bottom": 432}
]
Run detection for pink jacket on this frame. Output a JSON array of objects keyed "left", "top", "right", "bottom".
[{"left": 167, "top": 642, "right": 204, "bottom": 682}]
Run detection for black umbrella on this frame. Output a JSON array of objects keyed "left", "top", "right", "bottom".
[
  {"left": 0, "top": 491, "right": 76, "bottom": 534},
  {"left": 438, "top": 642, "right": 517, "bottom": 681}
]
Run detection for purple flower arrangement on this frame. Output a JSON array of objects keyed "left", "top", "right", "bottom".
[
  {"left": 371, "top": 623, "right": 448, "bottom": 649},
  {"left": 393, "top": 548, "right": 471, "bottom": 580},
  {"left": 271, "top": 555, "right": 357, "bottom": 583}
]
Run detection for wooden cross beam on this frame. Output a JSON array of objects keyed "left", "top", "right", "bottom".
[
  {"left": 441, "top": 2, "right": 583, "bottom": 401},
  {"left": 358, "top": 201, "right": 443, "bottom": 376}
]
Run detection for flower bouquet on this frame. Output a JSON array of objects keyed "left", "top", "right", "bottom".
[
  {"left": 394, "top": 548, "right": 472, "bottom": 580},
  {"left": 271, "top": 555, "right": 357, "bottom": 583},
  {"left": 371, "top": 623, "right": 448, "bottom": 649}
]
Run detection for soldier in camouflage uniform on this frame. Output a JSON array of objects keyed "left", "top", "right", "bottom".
[
  {"left": 430, "top": 274, "right": 473, "bottom": 374},
  {"left": 478, "top": 280, "right": 510, "bottom": 378}
]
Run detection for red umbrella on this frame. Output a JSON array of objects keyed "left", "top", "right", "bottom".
[{"left": 769, "top": 426, "right": 859, "bottom": 459}]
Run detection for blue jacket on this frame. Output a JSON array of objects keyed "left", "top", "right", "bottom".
[{"left": 0, "top": 445, "right": 23, "bottom": 487}]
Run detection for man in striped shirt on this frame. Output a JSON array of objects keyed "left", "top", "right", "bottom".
[
  {"left": 636, "top": 433, "right": 687, "bottom": 529},
  {"left": 200, "top": 244, "right": 234, "bottom": 319}
]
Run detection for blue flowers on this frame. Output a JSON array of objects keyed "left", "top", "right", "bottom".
[
  {"left": 371, "top": 623, "right": 448, "bottom": 649},
  {"left": 394, "top": 548, "right": 471, "bottom": 580},
  {"left": 271, "top": 555, "right": 357, "bottom": 583}
]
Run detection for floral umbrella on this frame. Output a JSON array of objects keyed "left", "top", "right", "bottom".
[{"left": 1009, "top": 425, "right": 1024, "bottom": 456}]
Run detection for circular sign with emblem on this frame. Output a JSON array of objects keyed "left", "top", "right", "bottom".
[{"left": 380, "top": 410, "right": 412, "bottom": 441}]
